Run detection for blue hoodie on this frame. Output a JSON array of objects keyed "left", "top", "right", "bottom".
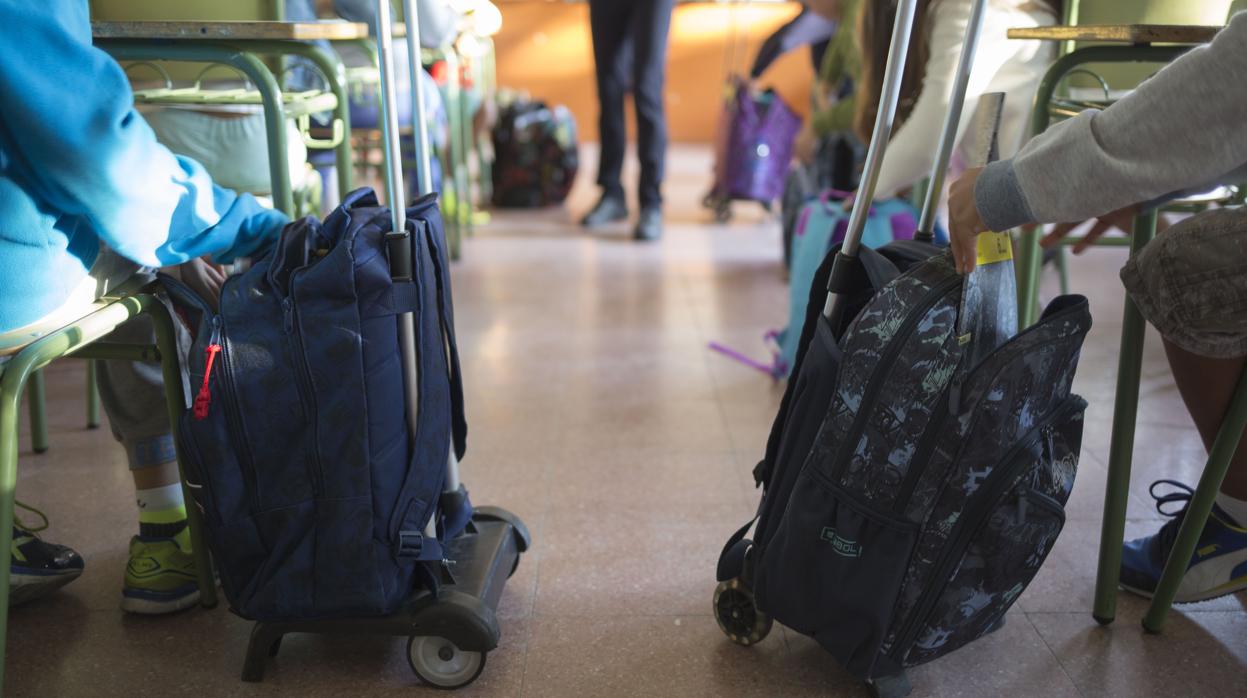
[{"left": 0, "top": 1, "right": 288, "bottom": 333}]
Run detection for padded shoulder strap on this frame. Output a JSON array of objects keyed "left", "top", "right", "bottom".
[{"left": 418, "top": 213, "right": 468, "bottom": 460}]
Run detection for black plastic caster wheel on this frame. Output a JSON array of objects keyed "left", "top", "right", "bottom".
[
  {"left": 713, "top": 578, "right": 772, "bottom": 646},
  {"left": 407, "top": 635, "right": 487, "bottom": 690},
  {"left": 714, "top": 201, "right": 733, "bottom": 223},
  {"left": 866, "top": 671, "right": 912, "bottom": 698}
]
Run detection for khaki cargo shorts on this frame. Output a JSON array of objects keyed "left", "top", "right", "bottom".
[{"left": 1121, "top": 207, "right": 1247, "bottom": 358}]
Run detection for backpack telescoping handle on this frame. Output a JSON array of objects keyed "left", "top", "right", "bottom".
[
  {"left": 374, "top": 0, "right": 463, "bottom": 516},
  {"left": 822, "top": 0, "right": 991, "bottom": 325}
]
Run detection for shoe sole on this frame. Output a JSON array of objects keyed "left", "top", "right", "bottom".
[
  {"left": 9, "top": 569, "right": 83, "bottom": 606},
  {"left": 121, "top": 588, "right": 201, "bottom": 615},
  {"left": 581, "top": 215, "right": 629, "bottom": 229},
  {"left": 1119, "top": 578, "right": 1247, "bottom": 604}
]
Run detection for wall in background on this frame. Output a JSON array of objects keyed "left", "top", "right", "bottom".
[{"left": 492, "top": 1, "right": 811, "bottom": 143}]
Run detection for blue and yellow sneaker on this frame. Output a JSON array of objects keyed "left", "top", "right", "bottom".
[
  {"left": 9, "top": 525, "right": 84, "bottom": 606},
  {"left": 121, "top": 523, "right": 199, "bottom": 615},
  {"left": 1120, "top": 480, "right": 1247, "bottom": 603}
]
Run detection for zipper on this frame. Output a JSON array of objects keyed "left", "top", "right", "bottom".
[
  {"left": 283, "top": 279, "right": 325, "bottom": 497},
  {"left": 889, "top": 396, "right": 1082, "bottom": 661},
  {"left": 830, "top": 276, "right": 960, "bottom": 481},
  {"left": 213, "top": 313, "right": 262, "bottom": 510}
]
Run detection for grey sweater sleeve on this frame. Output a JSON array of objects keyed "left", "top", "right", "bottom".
[{"left": 976, "top": 12, "right": 1247, "bottom": 231}]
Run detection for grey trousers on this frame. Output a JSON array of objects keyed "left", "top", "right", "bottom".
[{"left": 80, "top": 247, "right": 178, "bottom": 470}]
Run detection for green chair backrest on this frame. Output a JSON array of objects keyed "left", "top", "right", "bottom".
[
  {"left": 89, "top": 0, "right": 284, "bottom": 22},
  {"left": 1061, "top": 0, "right": 1234, "bottom": 91},
  {"left": 90, "top": 0, "right": 286, "bottom": 83}
]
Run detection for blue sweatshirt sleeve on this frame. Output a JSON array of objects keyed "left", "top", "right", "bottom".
[{"left": 0, "top": 1, "right": 288, "bottom": 267}]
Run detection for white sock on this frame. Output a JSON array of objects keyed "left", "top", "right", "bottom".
[
  {"left": 1214, "top": 492, "right": 1247, "bottom": 528},
  {"left": 135, "top": 482, "right": 185, "bottom": 516}
]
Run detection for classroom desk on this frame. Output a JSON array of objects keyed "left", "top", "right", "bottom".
[
  {"left": 92, "top": 20, "right": 369, "bottom": 215},
  {"left": 1008, "top": 23, "right": 1223, "bottom": 634},
  {"left": 1009, "top": 24, "right": 1218, "bottom": 329}
]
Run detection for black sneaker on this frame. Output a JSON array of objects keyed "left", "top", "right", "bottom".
[
  {"left": 633, "top": 206, "right": 663, "bottom": 242},
  {"left": 580, "top": 193, "right": 629, "bottom": 228},
  {"left": 10, "top": 526, "right": 84, "bottom": 606}
]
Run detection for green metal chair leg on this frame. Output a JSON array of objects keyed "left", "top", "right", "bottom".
[
  {"left": 27, "top": 370, "right": 48, "bottom": 454},
  {"left": 86, "top": 360, "right": 101, "bottom": 429},
  {"left": 1143, "top": 365, "right": 1247, "bottom": 632},
  {"left": 0, "top": 364, "right": 23, "bottom": 688},
  {"left": 148, "top": 298, "right": 217, "bottom": 610},
  {"left": 1015, "top": 226, "right": 1044, "bottom": 329},
  {"left": 1055, "top": 245, "right": 1070, "bottom": 296},
  {"left": 1092, "top": 211, "right": 1157, "bottom": 625}
]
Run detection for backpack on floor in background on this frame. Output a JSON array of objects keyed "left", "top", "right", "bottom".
[
  {"left": 704, "top": 77, "right": 803, "bottom": 221},
  {"left": 163, "top": 188, "right": 471, "bottom": 622},
  {"left": 774, "top": 191, "right": 931, "bottom": 377},
  {"left": 491, "top": 93, "right": 579, "bottom": 208}
]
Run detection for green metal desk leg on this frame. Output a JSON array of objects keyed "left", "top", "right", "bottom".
[
  {"left": 243, "top": 40, "right": 355, "bottom": 198},
  {"left": 478, "top": 38, "right": 496, "bottom": 206},
  {"left": 1144, "top": 366, "right": 1247, "bottom": 632},
  {"left": 27, "top": 369, "right": 48, "bottom": 454},
  {"left": 87, "top": 360, "right": 101, "bottom": 429},
  {"left": 148, "top": 297, "right": 218, "bottom": 610},
  {"left": 457, "top": 50, "right": 475, "bottom": 234},
  {"left": 1016, "top": 226, "right": 1044, "bottom": 327},
  {"left": 443, "top": 49, "right": 466, "bottom": 259},
  {"left": 1092, "top": 211, "right": 1157, "bottom": 625}
]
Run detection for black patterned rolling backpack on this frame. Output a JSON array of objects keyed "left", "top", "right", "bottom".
[{"left": 713, "top": 1, "right": 1092, "bottom": 695}]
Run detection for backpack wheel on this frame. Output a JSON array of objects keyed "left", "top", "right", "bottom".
[
  {"left": 714, "top": 200, "right": 733, "bottom": 223},
  {"left": 713, "top": 578, "right": 772, "bottom": 646},
  {"left": 407, "top": 635, "right": 487, "bottom": 690}
]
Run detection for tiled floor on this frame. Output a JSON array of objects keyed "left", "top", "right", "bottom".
[{"left": 7, "top": 145, "right": 1247, "bottom": 696}]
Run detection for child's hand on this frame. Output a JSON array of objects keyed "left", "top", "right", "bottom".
[
  {"left": 948, "top": 167, "right": 989, "bottom": 274},
  {"left": 1041, "top": 204, "right": 1149, "bottom": 253},
  {"left": 179, "top": 257, "right": 230, "bottom": 311}
]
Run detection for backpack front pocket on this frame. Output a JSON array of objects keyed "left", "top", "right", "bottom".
[
  {"left": 756, "top": 470, "right": 918, "bottom": 678},
  {"left": 903, "top": 479, "right": 1066, "bottom": 667}
]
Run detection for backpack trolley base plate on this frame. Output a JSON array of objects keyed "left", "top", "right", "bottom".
[{"left": 239, "top": 506, "right": 530, "bottom": 689}]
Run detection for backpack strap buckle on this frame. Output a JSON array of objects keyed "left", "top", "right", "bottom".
[{"left": 397, "top": 530, "right": 443, "bottom": 562}]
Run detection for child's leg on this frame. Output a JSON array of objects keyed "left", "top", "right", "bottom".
[
  {"left": 96, "top": 313, "right": 200, "bottom": 615},
  {"left": 1162, "top": 338, "right": 1247, "bottom": 502},
  {"left": 1116, "top": 208, "right": 1247, "bottom": 601}
]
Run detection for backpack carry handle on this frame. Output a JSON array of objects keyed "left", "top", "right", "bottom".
[
  {"left": 822, "top": 0, "right": 919, "bottom": 326},
  {"left": 914, "top": 0, "right": 990, "bottom": 241}
]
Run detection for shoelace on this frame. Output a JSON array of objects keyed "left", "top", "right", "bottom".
[
  {"left": 1149, "top": 479, "right": 1195, "bottom": 552},
  {"left": 13, "top": 500, "right": 50, "bottom": 535}
]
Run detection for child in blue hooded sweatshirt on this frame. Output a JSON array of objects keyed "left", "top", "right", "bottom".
[{"left": 1, "top": 1, "right": 288, "bottom": 612}]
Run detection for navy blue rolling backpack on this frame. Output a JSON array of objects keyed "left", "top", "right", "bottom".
[{"left": 164, "top": 188, "right": 470, "bottom": 621}]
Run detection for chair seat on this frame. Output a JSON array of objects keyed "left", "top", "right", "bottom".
[{"left": 0, "top": 277, "right": 154, "bottom": 359}]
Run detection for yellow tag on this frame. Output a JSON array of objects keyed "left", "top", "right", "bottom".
[{"left": 975, "top": 231, "right": 1013, "bottom": 266}]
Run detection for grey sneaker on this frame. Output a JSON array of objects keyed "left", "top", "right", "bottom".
[
  {"left": 581, "top": 193, "right": 629, "bottom": 227},
  {"left": 633, "top": 206, "right": 663, "bottom": 242}
]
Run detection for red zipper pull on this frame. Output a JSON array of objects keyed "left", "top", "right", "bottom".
[{"left": 193, "top": 324, "right": 223, "bottom": 421}]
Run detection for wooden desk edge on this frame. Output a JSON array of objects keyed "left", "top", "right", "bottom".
[
  {"left": 1007, "top": 24, "right": 1221, "bottom": 44},
  {"left": 91, "top": 20, "right": 370, "bottom": 41}
]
